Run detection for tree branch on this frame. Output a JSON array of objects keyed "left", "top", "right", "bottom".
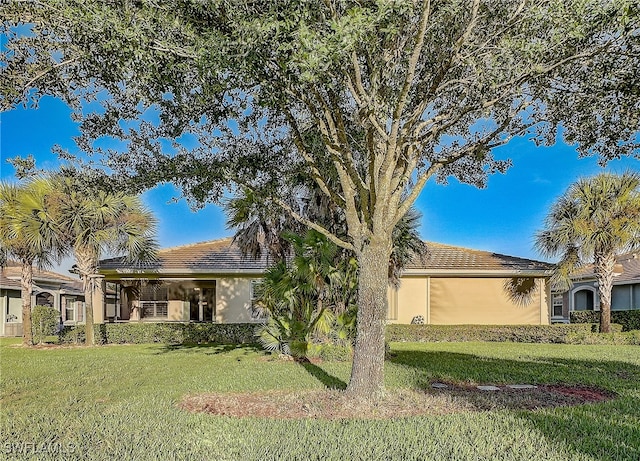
[
  {"left": 272, "top": 197, "right": 354, "bottom": 251},
  {"left": 23, "top": 58, "right": 78, "bottom": 91}
]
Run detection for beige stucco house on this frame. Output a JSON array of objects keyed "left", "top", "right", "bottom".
[
  {"left": 1, "top": 262, "right": 85, "bottom": 337},
  {"left": 96, "top": 238, "right": 554, "bottom": 326}
]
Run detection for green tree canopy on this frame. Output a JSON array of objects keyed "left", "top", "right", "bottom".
[{"left": 3, "top": 0, "right": 639, "bottom": 396}]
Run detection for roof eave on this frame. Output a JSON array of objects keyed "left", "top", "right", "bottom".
[
  {"left": 401, "top": 269, "right": 552, "bottom": 277},
  {"left": 100, "top": 268, "right": 266, "bottom": 277}
]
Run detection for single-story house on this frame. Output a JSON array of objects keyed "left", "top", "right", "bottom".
[
  {"left": 552, "top": 251, "right": 640, "bottom": 323},
  {"left": 96, "top": 238, "right": 554, "bottom": 326},
  {"left": 0, "top": 261, "right": 85, "bottom": 337}
]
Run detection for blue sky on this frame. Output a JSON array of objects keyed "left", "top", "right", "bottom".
[{"left": 1, "top": 96, "right": 638, "bottom": 273}]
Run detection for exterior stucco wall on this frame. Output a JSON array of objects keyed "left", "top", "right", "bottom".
[
  {"left": 388, "top": 277, "right": 429, "bottom": 324},
  {"left": 216, "top": 277, "right": 257, "bottom": 323},
  {"left": 429, "top": 277, "right": 547, "bottom": 325},
  {"left": 168, "top": 300, "right": 189, "bottom": 321},
  {"left": 389, "top": 276, "right": 549, "bottom": 325}
]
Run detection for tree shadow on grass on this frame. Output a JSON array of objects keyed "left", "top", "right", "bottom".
[
  {"left": 154, "top": 342, "right": 264, "bottom": 355},
  {"left": 388, "top": 348, "right": 640, "bottom": 460},
  {"left": 297, "top": 360, "right": 347, "bottom": 390},
  {"left": 388, "top": 349, "right": 640, "bottom": 387}
]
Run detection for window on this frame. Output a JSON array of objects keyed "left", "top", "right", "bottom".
[
  {"left": 141, "top": 301, "right": 168, "bottom": 318},
  {"left": 65, "top": 297, "right": 75, "bottom": 321},
  {"left": 611, "top": 285, "right": 631, "bottom": 311},
  {"left": 573, "top": 289, "right": 595, "bottom": 311},
  {"left": 140, "top": 283, "right": 168, "bottom": 319},
  {"left": 552, "top": 294, "right": 563, "bottom": 317},
  {"left": 35, "top": 292, "right": 54, "bottom": 307},
  {"left": 250, "top": 280, "right": 265, "bottom": 319}
]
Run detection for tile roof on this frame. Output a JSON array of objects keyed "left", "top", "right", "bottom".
[
  {"left": 1, "top": 261, "right": 78, "bottom": 284},
  {"left": 573, "top": 252, "right": 640, "bottom": 284},
  {"left": 100, "top": 238, "right": 270, "bottom": 273},
  {"left": 1, "top": 261, "right": 83, "bottom": 295},
  {"left": 0, "top": 271, "right": 22, "bottom": 290},
  {"left": 407, "top": 242, "right": 553, "bottom": 273},
  {"left": 99, "top": 237, "right": 552, "bottom": 275}
]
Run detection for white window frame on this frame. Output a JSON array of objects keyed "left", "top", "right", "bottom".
[
  {"left": 551, "top": 293, "right": 564, "bottom": 318},
  {"left": 570, "top": 286, "right": 599, "bottom": 312}
]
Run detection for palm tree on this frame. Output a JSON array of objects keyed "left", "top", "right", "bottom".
[
  {"left": 226, "top": 186, "right": 427, "bottom": 280},
  {"left": 0, "top": 179, "right": 65, "bottom": 346},
  {"left": 536, "top": 172, "right": 640, "bottom": 333},
  {"left": 51, "top": 173, "right": 158, "bottom": 345},
  {"left": 225, "top": 188, "right": 294, "bottom": 263},
  {"left": 256, "top": 230, "right": 359, "bottom": 357}
]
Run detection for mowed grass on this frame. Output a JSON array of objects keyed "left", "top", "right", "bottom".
[{"left": 1, "top": 339, "right": 639, "bottom": 461}]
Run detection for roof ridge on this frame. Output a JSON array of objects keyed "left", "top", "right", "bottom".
[
  {"left": 157, "top": 237, "right": 235, "bottom": 253},
  {"left": 424, "top": 241, "right": 550, "bottom": 264},
  {"left": 1, "top": 262, "right": 77, "bottom": 282}
]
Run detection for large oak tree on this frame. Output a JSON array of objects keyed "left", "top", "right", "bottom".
[{"left": 3, "top": 0, "right": 639, "bottom": 396}]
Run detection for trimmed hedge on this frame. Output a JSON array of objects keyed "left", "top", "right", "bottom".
[
  {"left": 59, "top": 322, "right": 258, "bottom": 345},
  {"left": 59, "top": 322, "right": 638, "bottom": 346},
  {"left": 387, "top": 324, "right": 600, "bottom": 344},
  {"left": 570, "top": 310, "right": 640, "bottom": 331},
  {"left": 565, "top": 330, "right": 640, "bottom": 345}
]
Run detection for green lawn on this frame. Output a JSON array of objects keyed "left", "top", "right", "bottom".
[{"left": 1, "top": 338, "right": 639, "bottom": 460}]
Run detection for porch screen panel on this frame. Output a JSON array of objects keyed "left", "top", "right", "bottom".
[
  {"left": 429, "top": 277, "right": 542, "bottom": 325},
  {"left": 611, "top": 285, "right": 631, "bottom": 311}
]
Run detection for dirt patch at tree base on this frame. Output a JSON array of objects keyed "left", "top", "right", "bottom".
[{"left": 178, "top": 384, "right": 615, "bottom": 420}]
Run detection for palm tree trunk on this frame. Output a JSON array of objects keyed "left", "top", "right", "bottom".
[
  {"left": 346, "top": 238, "right": 391, "bottom": 398},
  {"left": 76, "top": 247, "right": 98, "bottom": 345},
  {"left": 20, "top": 260, "right": 34, "bottom": 346},
  {"left": 82, "top": 273, "right": 95, "bottom": 345},
  {"left": 595, "top": 252, "right": 616, "bottom": 333}
]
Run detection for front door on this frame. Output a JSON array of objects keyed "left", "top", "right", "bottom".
[{"left": 188, "top": 285, "right": 216, "bottom": 322}]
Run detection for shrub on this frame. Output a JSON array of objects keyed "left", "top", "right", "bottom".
[
  {"left": 59, "top": 321, "right": 638, "bottom": 347},
  {"left": 32, "top": 305, "right": 60, "bottom": 344},
  {"left": 58, "top": 324, "right": 107, "bottom": 344},
  {"left": 59, "top": 322, "right": 256, "bottom": 345},
  {"left": 565, "top": 330, "right": 640, "bottom": 345},
  {"left": 386, "top": 324, "right": 595, "bottom": 344},
  {"left": 570, "top": 310, "right": 640, "bottom": 331}
]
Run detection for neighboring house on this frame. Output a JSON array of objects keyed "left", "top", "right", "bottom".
[
  {"left": 97, "top": 238, "right": 554, "bottom": 326},
  {"left": 0, "top": 261, "right": 85, "bottom": 337},
  {"left": 552, "top": 252, "right": 640, "bottom": 323}
]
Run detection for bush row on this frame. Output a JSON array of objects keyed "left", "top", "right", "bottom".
[
  {"left": 385, "top": 323, "right": 623, "bottom": 344},
  {"left": 59, "top": 322, "right": 258, "bottom": 345},
  {"left": 570, "top": 310, "right": 640, "bottom": 331},
  {"left": 564, "top": 329, "right": 640, "bottom": 345},
  {"left": 59, "top": 322, "right": 638, "bottom": 347}
]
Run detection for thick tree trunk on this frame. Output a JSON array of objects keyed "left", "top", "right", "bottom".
[
  {"left": 595, "top": 252, "right": 616, "bottom": 334},
  {"left": 346, "top": 238, "right": 391, "bottom": 398},
  {"left": 20, "top": 260, "right": 34, "bottom": 346}
]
